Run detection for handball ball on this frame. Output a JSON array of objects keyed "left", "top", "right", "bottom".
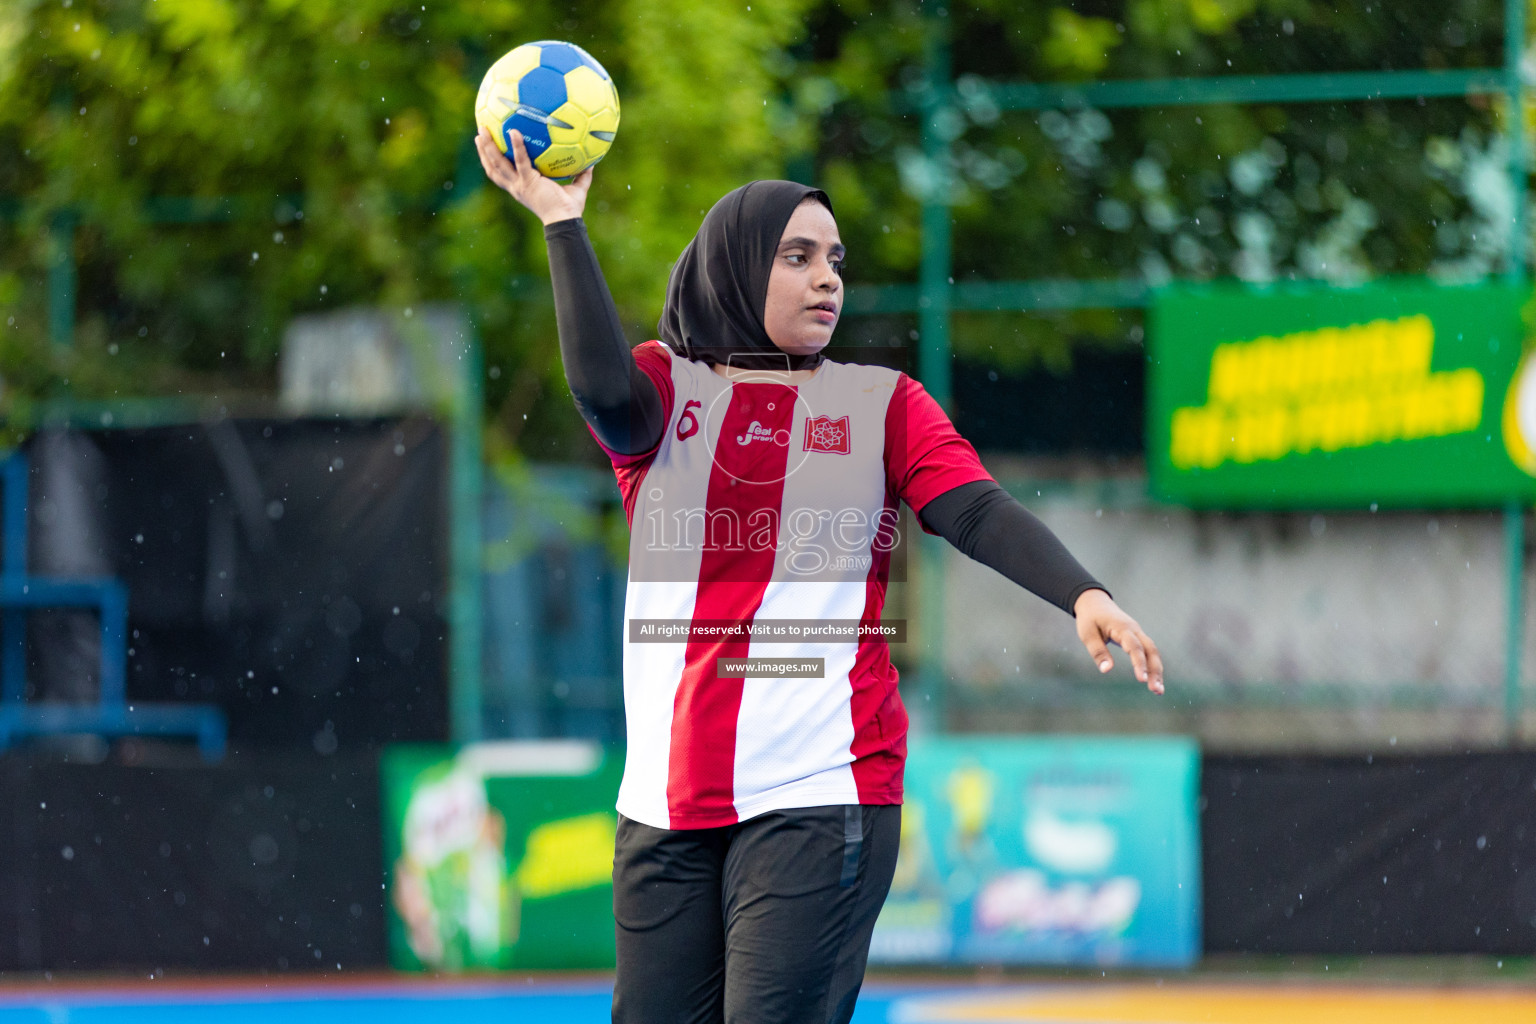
[{"left": 475, "top": 40, "right": 620, "bottom": 180}]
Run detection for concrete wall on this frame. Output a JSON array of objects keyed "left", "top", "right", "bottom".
[{"left": 935, "top": 465, "right": 1532, "bottom": 749}]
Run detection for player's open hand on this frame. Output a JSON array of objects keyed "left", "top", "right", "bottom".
[
  {"left": 475, "top": 127, "right": 592, "bottom": 226},
  {"left": 1073, "top": 589, "right": 1164, "bottom": 695}
]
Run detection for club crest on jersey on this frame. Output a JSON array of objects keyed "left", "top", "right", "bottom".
[
  {"left": 803, "top": 414, "right": 851, "bottom": 454},
  {"left": 736, "top": 420, "right": 789, "bottom": 446}
]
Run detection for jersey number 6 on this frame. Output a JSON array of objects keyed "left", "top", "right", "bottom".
[{"left": 677, "top": 400, "right": 702, "bottom": 441}]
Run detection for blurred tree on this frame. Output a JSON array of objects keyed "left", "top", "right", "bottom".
[
  {"left": 0, "top": 0, "right": 813, "bottom": 455},
  {"left": 0, "top": 0, "right": 1521, "bottom": 455},
  {"left": 803, "top": 0, "right": 1513, "bottom": 372}
]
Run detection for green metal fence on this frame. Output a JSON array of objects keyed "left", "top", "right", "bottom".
[
  {"left": 8, "top": 1, "right": 1535, "bottom": 742},
  {"left": 838, "top": 0, "right": 1532, "bottom": 738}
]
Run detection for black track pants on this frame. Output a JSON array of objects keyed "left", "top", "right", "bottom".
[{"left": 611, "top": 803, "right": 900, "bottom": 1024}]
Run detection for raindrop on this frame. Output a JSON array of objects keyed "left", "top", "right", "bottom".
[
  {"left": 313, "top": 723, "right": 339, "bottom": 756},
  {"left": 248, "top": 833, "right": 280, "bottom": 866}
]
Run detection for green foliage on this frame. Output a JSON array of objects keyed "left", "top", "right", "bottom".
[
  {"left": 807, "top": 0, "right": 1511, "bottom": 368},
  {"left": 1043, "top": 10, "right": 1121, "bottom": 77},
  {"left": 0, "top": 0, "right": 1523, "bottom": 446},
  {"left": 0, "top": 0, "right": 813, "bottom": 457}
]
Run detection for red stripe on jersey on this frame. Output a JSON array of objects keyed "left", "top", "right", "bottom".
[
  {"left": 666, "top": 381, "right": 796, "bottom": 828},
  {"left": 849, "top": 490, "right": 906, "bottom": 802},
  {"left": 588, "top": 341, "right": 677, "bottom": 526},
  {"left": 885, "top": 372, "right": 994, "bottom": 534}
]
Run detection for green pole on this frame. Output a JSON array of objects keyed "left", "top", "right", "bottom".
[
  {"left": 1505, "top": 0, "right": 1527, "bottom": 284},
  {"left": 47, "top": 211, "right": 75, "bottom": 348},
  {"left": 916, "top": 1, "right": 952, "bottom": 730},
  {"left": 441, "top": 59, "right": 493, "bottom": 745},
  {"left": 449, "top": 319, "right": 486, "bottom": 743},
  {"left": 1506, "top": 501, "right": 1525, "bottom": 743},
  {"left": 1503, "top": 0, "right": 1527, "bottom": 745},
  {"left": 918, "top": 6, "right": 953, "bottom": 410}
]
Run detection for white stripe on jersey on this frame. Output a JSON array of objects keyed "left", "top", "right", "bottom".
[
  {"left": 732, "top": 580, "right": 862, "bottom": 821},
  {"left": 615, "top": 580, "right": 695, "bottom": 827},
  {"left": 615, "top": 364, "right": 726, "bottom": 828}
]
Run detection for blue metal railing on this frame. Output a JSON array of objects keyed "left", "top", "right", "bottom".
[{"left": 0, "top": 452, "right": 227, "bottom": 759}]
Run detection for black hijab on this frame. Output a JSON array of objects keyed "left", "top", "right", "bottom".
[{"left": 658, "top": 180, "right": 834, "bottom": 372}]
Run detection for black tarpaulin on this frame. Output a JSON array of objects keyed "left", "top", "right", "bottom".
[
  {"left": 24, "top": 417, "right": 449, "bottom": 750},
  {"left": 0, "top": 750, "right": 384, "bottom": 972},
  {"left": 1203, "top": 753, "right": 1536, "bottom": 953}
]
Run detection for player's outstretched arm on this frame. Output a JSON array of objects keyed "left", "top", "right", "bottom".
[
  {"left": 1073, "top": 589, "right": 1164, "bottom": 695},
  {"left": 896, "top": 373, "right": 1165, "bottom": 697},
  {"left": 474, "top": 129, "right": 665, "bottom": 456},
  {"left": 918, "top": 481, "right": 1164, "bottom": 696}
]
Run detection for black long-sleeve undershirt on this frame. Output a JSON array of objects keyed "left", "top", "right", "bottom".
[
  {"left": 916, "top": 480, "right": 1106, "bottom": 615},
  {"left": 547, "top": 217, "right": 667, "bottom": 456},
  {"left": 543, "top": 217, "right": 1106, "bottom": 615}
]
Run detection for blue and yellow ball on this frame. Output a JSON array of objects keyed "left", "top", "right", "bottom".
[{"left": 475, "top": 40, "right": 620, "bottom": 180}]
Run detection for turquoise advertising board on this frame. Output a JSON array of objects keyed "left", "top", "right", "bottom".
[
  {"left": 1148, "top": 279, "right": 1536, "bottom": 508},
  {"left": 869, "top": 736, "right": 1201, "bottom": 967}
]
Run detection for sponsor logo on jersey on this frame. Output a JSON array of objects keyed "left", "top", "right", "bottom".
[
  {"left": 736, "top": 420, "right": 790, "bottom": 447},
  {"left": 804, "top": 414, "right": 851, "bottom": 454}
]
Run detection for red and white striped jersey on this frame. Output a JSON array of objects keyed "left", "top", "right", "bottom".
[{"left": 594, "top": 341, "right": 992, "bottom": 830}]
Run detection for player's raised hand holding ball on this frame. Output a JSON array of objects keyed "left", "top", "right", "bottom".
[
  {"left": 475, "top": 126, "right": 592, "bottom": 225},
  {"left": 473, "top": 40, "right": 619, "bottom": 224}
]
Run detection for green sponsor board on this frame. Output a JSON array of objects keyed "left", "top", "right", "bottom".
[
  {"left": 381, "top": 741, "right": 622, "bottom": 971},
  {"left": 1148, "top": 279, "right": 1536, "bottom": 508}
]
